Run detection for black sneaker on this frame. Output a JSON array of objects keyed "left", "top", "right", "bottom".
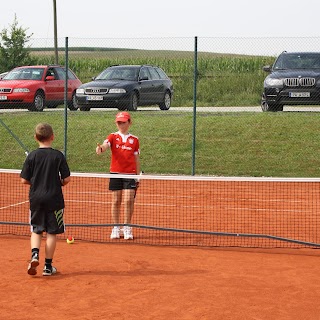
[
  {"left": 42, "top": 266, "right": 57, "bottom": 276},
  {"left": 27, "top": 255, "right": 39, "bottom": 276}
]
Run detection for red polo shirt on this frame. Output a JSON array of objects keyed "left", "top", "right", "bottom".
[{"left": 104, "top": 132, "right": 140, "bottom": 174}]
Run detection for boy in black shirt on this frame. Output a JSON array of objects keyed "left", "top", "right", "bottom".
[{"left": 21, "top": 123, "right": 71, "bottom": 276}]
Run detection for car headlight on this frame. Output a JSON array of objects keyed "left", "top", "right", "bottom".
[
  {"left": 76, "top": 88, "right": 85, "bottom": 94},
  {"left": 264, "top": 78, "right": 283, "bottom": 87},
  {"left": 13, "top": 88, "right": 30, "bottom": 93},
  {"left": 108, "top": 88, "right": 126, "bottom": 94}
]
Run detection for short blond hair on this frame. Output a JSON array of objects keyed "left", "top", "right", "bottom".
[{"left": 35, "top": 123, "right": 53, "bottom": 142}]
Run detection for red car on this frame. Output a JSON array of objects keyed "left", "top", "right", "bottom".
[{"left": 0, "top": 65, "right": 82, "bottom": 111}]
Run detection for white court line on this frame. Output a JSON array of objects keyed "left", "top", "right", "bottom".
[
  {"left": 0, "top": 200, "right": 29, "bottom": 210},
  {"left": 66, "top": 199, "right": 111, "bottom": 205},
  {"left": 65, "top": 199, "right": 312, "bottom": 213},
  {"left": 65, "top": 191, "right": 306, "bottom": 203}
]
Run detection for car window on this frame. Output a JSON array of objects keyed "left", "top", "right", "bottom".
[
  {"left": 96, "top": 68, "right": 113, "bottom": 80},
  {"left": 31, "top": 70, "right": 43, "bottom": 80},
  {"left": 67, "top": 69, "right": 77, "bottom": 79},
  {"left": 274, "top": 53, "right": 320, "bottom": 70},
  {"left": 5, "top": 68, "right": 44, "bottom": 80},
  {"left": 148, "top": 67, "right": 161, "bottom": 80},
  {"left": 96, "top": 67, "right": 137, "bottom": 81},
  {"left": 121, "top": 68, "right": 138, "bottom": 80},
  {"left": 155, "top": 67, "right": 169, "bottom": 79},
  {"left": 46, "top": 68, "right": 55, "bottom": 78},
  {"left": 139, "top": 67, "right": 151, "bottom": 80},
  {"left": 55, "top": 67, "right": 66, "bottom": 80}
]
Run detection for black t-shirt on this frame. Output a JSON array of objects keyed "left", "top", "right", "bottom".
[{"left": 20, "top": 147, "right": 70, "bottom": 211}]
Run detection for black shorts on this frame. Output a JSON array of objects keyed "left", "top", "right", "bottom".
[
  {"left": 109, "top": 177, "right": 138, "bottom": 191},
  {"left": 30, "top": 208, "right": 65, "bottom": 234}
]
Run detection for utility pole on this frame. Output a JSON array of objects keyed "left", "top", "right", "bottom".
[{"left": 53, "top": 0, "right": 58, "bottom": 64}]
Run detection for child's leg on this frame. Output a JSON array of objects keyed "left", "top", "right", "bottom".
[
  {"left": 110, "top": 190, "right": 123, "bottom": 239},
  {"left": 45, "top": 233, "right": 57, "bottom": 260},
  {"left": 111, "top": 190, "right": 122, "bottom": 224},
  {"left": 123, "top": 189, "right": 135, "bottom": 240},
  {"left": 123, "top": 189, "right": 135, "bottom": 224},
  {"left": 30, "top": 232, "right": 42, "bottom": 250},
  {"left": 42, "top": 233, "right": 57, "bottom": 276}
]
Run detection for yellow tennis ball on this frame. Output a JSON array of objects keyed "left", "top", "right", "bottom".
[{"left": 66, "top": 236, "right": 75, "bottom": 244}]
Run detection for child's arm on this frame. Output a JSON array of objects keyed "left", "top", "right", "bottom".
[
  {"left": 21, "top": 178, "right": 31, "bottom": 185},
  {"left": 135, "top": 153, "right": 140, "bottom": 176},
  {"left": 96, "top": 142, "right": 109, "bottom": 154},
  {"left": 61, "top": 176, "right": 71, "bottom": 186}
]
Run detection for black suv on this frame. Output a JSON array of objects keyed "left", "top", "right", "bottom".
[
  {"left": 76, "top": 65, "right": 173, "bottom": 111},
  {"left": 261, "top": 51, "right": 320, "bottom": 112}
]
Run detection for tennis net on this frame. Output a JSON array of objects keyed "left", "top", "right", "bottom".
[{"left": 1, "top": 168, "right": 320, "bottom": 248}]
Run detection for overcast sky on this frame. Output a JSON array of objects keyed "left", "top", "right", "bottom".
[
  {"left": 1, "top": 0, "right": 319, "bottom": 55},
  {"left": 1, "top": 0, "right": 319, "bottom": 38}
]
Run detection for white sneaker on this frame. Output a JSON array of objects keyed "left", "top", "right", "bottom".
[
  {"left": 123, "top": 226, "right": 133, "bottom": 240},
  {"left": 27, "top": 255, "right": 39, "bottom": 276},
  {"left": 42, "top": 266, "right": 57, "bottom": 276},
  {"left": 110, "top": 226, "right": 120, "bottom": 239}
]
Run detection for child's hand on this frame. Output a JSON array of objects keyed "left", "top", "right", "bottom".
[{"left": 96, "top": 143, "right": 103, "bottom": 155}]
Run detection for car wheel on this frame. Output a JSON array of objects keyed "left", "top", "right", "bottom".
[
  {"left": 127, "top": 92, "right": 138, "bottom": 111},
  {"left": 159, "top": 91, "right": 171, "bottom": 110},
  {"left": 28, "top": 91, "right": 45, "bottom": 111},
  {"left": 261, "top": 93, "right": 283, "bottom": 112},
  {"left": 79, "top": 105, "right": 91, "bottom": 111},
  {"left": 68, "top": 92, "right": 79, "bottom": 111}
]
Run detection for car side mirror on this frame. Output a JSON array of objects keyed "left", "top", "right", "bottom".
[
  {"left": 139, "top": 76, "right": 148, "bottom": 81},
  {"left": 46, "top": 75, "right": 55, "bottom": 81},
  {"left": 262, "top": 65, "right": 271, "bottom": 72}
]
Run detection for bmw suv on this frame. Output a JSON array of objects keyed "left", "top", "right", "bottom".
[{"left": 261, "top": 51, "right": 320, "bottom": 112}]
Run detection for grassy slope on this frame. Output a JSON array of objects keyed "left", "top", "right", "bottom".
[{"left": 1, "top": 110, "right": 320, "bottom": 177}]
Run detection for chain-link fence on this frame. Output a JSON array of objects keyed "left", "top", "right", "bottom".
[{"left": 1, "top": 37, "right": 320, "bottom": 177}]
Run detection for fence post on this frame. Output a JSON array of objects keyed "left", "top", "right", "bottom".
[
  {"left": 192, "top": 36, "right": 198, "bottom": 176},
  {"left": 64, "top": 36, "right": 69, "bottom": 159}
]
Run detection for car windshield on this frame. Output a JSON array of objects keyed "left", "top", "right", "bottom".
[
  {"left": 3, "top": 68, "right": 44, "bottom": 80},
  {"left": 273, "top": 53, "right": 320, "bottom": 70},
  {"left": 96, "top": 67, "right": 139, "bottom": 81}
]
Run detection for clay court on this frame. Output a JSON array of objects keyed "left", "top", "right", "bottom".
[
  {"left": 1, "top": 171, "right": 320, "bottom": 319},
  {"left": 1, "top": 236, "right": 320, "bottom": 319}
]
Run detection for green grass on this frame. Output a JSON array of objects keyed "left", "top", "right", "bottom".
[{"left": 1, "top": 110, "right": 320, "bottom": 177}]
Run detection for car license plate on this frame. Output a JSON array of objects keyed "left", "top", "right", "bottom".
[
  {"left": 0, "top": 95, "right": 7, "bottom": 100},
  {"left": 289, "top": 92, "right": 310, "bottom": 98},
  {"left": 87, "top": 95, "right": 103, "bottom": 101}
]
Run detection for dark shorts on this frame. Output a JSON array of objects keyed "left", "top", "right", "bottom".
[
  {"left": 30, "top": 208, "right": 65, "bottom": 234},
  {"left": 109, "top": 176, "right": 138, "bottom": 191}
]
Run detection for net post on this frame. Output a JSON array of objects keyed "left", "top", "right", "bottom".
[
  {"left": 192, "top": 36, "right": 198, "bottom": 176},
  {"left": 64, "top": 36, "right": 69, "bottom": 159}
]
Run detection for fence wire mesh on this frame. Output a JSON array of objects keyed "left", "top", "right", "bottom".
[{"left": 1, "top": 37, "right": 320, "bottom": 176}]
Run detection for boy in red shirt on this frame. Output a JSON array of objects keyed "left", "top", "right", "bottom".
[{"left": 96, "top": 112, "right": 140, "bottom": 240}]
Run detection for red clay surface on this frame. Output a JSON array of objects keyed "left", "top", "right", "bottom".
[
  {"left": 2, "top": 172, "right": 320, "bottom": 318},
  {"left": 2, "top": 173, "right": 320, "bottom": 247},
  {"left": 1, "top": 235, "right": 320, "bottom": 320}
]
